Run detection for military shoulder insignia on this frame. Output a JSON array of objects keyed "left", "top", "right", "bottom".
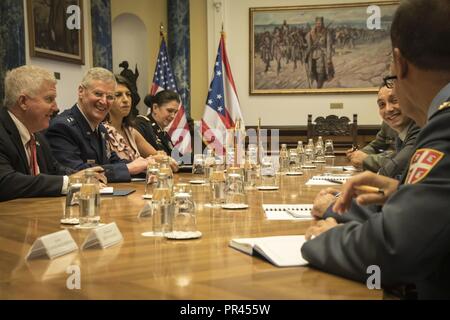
[
  {"left": 405, "top": 148, "right": 444, "bottom": 184},
  {"left": 438, "top": 101, "right": 450, "bottom": 111}
]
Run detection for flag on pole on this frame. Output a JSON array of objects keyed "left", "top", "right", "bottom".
[
  {"left": 151, "top": 35, "right": 191, "bottom": 156},
  {"left": 201, "top": 33, "right": 244, "bottom": 154}
]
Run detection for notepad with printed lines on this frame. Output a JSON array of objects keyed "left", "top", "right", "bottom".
[
  {"left": 305, "top": 175, "right": 349, "bottom": 186},
  {"left": 263, "top": 204, "right": 313, "bottom": 220}
]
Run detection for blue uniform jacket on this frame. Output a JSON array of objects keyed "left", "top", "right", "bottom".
[{"left": 45, "top": 104, "right": 131, "bottom": 182}]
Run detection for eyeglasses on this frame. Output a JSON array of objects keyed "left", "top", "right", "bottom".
[
  {"left": 92, "top": 91, "right": 115, "bottom": 102},
  {"left": 82, "top": 85, "right": 115, "bottom": 102},
  {"left": 383, "top": 75, "right": 397, "bottom": 89}
]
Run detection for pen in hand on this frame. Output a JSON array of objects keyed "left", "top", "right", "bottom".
[{"left": 323, "top": 178, "right": 385, "bottom": 196}]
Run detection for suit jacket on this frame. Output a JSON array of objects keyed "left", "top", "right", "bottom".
[
  {"left": 302, "top": 92, "right": 450, "bottom": 299},
  {"left": 0, "top": 108, "right": 72, "bottom": 202},
  {"left": 45, "top": 104, "right": 131, "bottom": 182}
]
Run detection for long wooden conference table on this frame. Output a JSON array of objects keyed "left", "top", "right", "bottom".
[{"left": 0, "top": 160, "right": 383, "bottom": 300}]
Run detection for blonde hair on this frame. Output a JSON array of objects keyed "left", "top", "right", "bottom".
[
  {"left": 81, "top": 67, "right": 116, "bottom": 88},
  {"left": 4, "top": 65, "right": 56, "bottom": 109}
]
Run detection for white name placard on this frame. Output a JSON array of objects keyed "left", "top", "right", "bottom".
[
  {"left": 26, "top": 230, "right": 78, "bottom": 260},
  {"left": 81, "top": 222, "right": 123, "bottom": 250}
]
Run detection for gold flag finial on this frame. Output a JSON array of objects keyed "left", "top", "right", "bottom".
[
  {"left": 221, "top": 23, "right": 226, "bottom": 40},
  {"left": 160, "top": 23, "right": 166, "bottom": 38}
]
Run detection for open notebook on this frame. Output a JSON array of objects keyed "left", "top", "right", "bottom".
[
  {"left": 229, "top": 235, "right": 308, "bottom": 267},
  {"left": 263, "top": 204, "right": 313, "bottom": 220}
]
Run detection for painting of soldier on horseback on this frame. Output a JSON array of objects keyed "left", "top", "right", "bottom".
[{"left": 250, "top": 1, "right": 399, "bottom": 94}]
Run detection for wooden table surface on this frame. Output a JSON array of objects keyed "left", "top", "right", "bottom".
[{"left": 0, "top": 160, "right": 382, "bottom": 299}]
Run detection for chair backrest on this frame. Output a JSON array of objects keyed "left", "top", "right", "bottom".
[{"left": 307, "top": 114, "right": 358, "bottom": 152}]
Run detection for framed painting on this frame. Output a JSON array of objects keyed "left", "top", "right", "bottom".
[
  {"left": 27, "top": 0, "right": 85, "bottom": 64},
  {"left": 249, "top": 1, "right": 399, "bottom": 94}
]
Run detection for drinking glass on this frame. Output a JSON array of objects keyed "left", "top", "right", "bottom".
[
  {"left": 260, "top": 156, "right": 277, "bottom": 187},
  {"left": 144, "top": 162, "right": 160, "bottom": 198},
  {"left": 225, "top": 173, "right": 246, "bottom": 205}
]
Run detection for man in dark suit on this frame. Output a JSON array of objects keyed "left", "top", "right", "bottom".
[
  {"left": 45, "top": 68, "right": 149, "bottom": 182},
  {"left": 302, "top": 0, "right": 450, "bottom": 299},
  {"left": 0, "top": 65, "right": 103, "bottom": 202}
]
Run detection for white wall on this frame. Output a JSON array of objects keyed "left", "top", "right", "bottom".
[
  {"left": 23, "top": 0, "right": 93, "bottom": 112},
  {"left": 112, "top": 13, "right": 149, "bottom": 115},
  {"left": 207, "top": 0, "right": 384, "bottom": 126}
]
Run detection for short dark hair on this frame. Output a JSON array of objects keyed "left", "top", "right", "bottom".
[
  {"left": 144, "top": 90, "right": 180, "bottom": 112},
  {"left": 391, "top": 0, "right": 450, "bottom": 71}
]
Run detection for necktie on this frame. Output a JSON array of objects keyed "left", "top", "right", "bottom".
[{"left": 28, "top": 135, "right": 39, "bottom": 176}]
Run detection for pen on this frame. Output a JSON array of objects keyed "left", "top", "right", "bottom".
[
  {"left": 322, "top": 179, "right": 385, "bottom": 195},
  {"left": 354, "top": 185, "right": 385, "bottom": 195}
]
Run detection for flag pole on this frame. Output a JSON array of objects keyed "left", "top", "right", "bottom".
[
  {"left": 233, "top": 119, "right": 239, "bottom": 167},
  {"left": 221, "top": 23, "right": 226, "bottom": 41},
  {"left": 257, "top": 118, "right": 261, "bottom": 165}
]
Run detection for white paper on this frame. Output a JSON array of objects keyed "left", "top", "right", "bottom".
[
  {"left": 305, "top": 175, "right": 349, "bottom": 185},
  {"left": 81, "top": 222, "right": 123, "bottom": 250},
  {"left": 26, "top": 230, "right": 78, "bottom": 260},
  {"left": 263, "top": 204, "right": 313, "bottom": 220},
  {"left": 100, "top": 187, "right": 114, "bottom": 194},
  {"left": 325, "top": 166, "right": 358, "bottom": 172},
  {"left": 230, "top": 235, "right": 308, "bottom": 267}
]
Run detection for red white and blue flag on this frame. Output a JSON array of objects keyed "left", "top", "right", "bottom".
[
  {"left": 151, "top": 37, "right": 191, "bottom": 155},
  {"left": 201, "top": 34, "right": 244, "bottom": 154}
]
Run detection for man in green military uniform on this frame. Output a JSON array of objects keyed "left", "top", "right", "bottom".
[
  {"left": 302, "top": 0, "right": 450, "bottom": 299},
  {"left": 346, "top": 85, "right": 421, "bottom": 179}
]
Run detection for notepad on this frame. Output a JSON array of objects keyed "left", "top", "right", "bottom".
[
  {"left": 305, "top": 175, "right": 349, "bottom": 185},
  {"left": 324, "top": 166, "right": 358, "bottom": 172},
  {"left": 262, "top": 204, "right": 313, "bottom": 220},
  {"left": 229, "top": 235, "right": 308, "bottom": 267}
]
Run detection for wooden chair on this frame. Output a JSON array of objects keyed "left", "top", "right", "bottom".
[{"left": 307, "top": 114, "right": 358, "bottom": 153}]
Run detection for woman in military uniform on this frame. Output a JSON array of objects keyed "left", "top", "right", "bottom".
[{"left": 134, "top": 90, "right": 180, "bottom": 157}]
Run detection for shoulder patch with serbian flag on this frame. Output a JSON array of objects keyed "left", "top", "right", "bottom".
[{"left": 405, "top": 148, "right": 444, "bottom": 184}]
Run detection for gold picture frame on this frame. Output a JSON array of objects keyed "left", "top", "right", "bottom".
[
  {"left": 27, "top": 0, "right": 85, "bottom": 65},
  {"left": 249, "top": 1, "right": 399, "bottom": 94}
]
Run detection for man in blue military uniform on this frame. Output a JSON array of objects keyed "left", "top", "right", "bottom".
[
  {"left": 46, "top": 68, "right": 149, "bottom": 182},
  {"left": 301, "top": 0, "right": 450, "bottom": 299}
]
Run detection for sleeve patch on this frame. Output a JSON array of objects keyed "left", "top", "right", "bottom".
[{"left": 405, "top": 148, "right": 444, "bottom": 184}]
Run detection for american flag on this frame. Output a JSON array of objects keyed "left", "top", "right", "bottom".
[
  {"left": 201, "top": 34, "right": 244, "bottom": 155},
  {"left": 151, "top": 37, "right": 191, "bottom": 156}
]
